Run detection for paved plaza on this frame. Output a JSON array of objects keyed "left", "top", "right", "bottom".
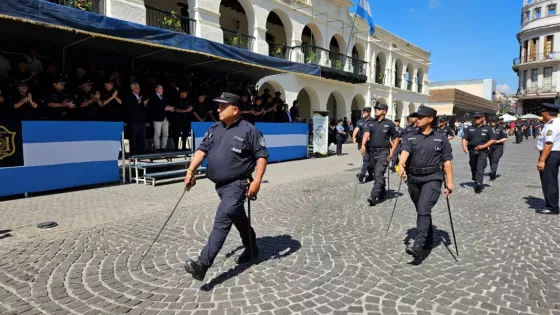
[{"left": 0, "top": 138, "right": 559, "bottom": 315}]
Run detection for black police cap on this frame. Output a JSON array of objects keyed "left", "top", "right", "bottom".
[
  {"left": 15, "top": 80, "right": 27, "bottom": 87},
  {"left": 374, "top": 103, "right": 388, "bottom": 110},
  {"left": 439, "top": 116, "right": 448, "bottom": 122},
  {"left": 541, "top": 102, "right": 559, "bottom": 113},
  {"left": 80, "top": 78, "right": 94, "bottom": 85},
  {"left": 489, "top": 115, "right": 500, "bottom": 122},
  {"left": 410, "top": 106, "right": 437, "bottom": 118},
  {"left": 52, "top": 75, "right": 67, "bottom": 84},
  {"left": 362, "top": 107, "right": 372, "bottom": 113},
  {"left": 473, "top": 112, "right": 485, "bottom": 118},
  {"left": 213, "top": 92, "right": 242, "bottom": 107}
]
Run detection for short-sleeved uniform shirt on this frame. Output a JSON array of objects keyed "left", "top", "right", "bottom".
[
  {"left": 197, "top": 118, "right": 269, "bottom": 185},
  {"left": 44, "top": 88, "right": 73, "bottom": 120},
  {"left": 355, "top": 117, "right": 373, "bottom": 141},
  {"left": 366, "top": 118, "right": 399, "bottom": 149},
  {"left": 401, "top": 129, "right": 453, "bottom": 183},
  {"left": 11, "top": 92, "right": 39, "bottom": 121},
  {"left": 394, "top": 125, "right": 404, "bottom": 138},
  {"left": 462, "top": 124, "right": 497, "bottom": 148},
  {"left": 491, "top": 124, "right": 508, "bottom": 146},
  {"left": 76, "top": 91, "right": 99, "bottom": 121},
  {"left": 438, "top": 125, "right": 455, "bottom": 139},
  {"left": 538, "top": 118, "right": 560, "bottom": 151},
  {"left": 403, "top": 123, "right": 419, "bottom": 137}
]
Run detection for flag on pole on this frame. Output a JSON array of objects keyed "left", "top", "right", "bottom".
[{"left": 353, "top": 0, "right": 375, "bottom": 35}]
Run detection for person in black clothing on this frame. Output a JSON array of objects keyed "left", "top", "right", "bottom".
[
  {"left": 361, "top": 103, "right": 400, "bottom": 206},
  {"left": 240, "top": 93, "right": 254, "bottom": 124},
  {"left": 183, "top": 92, "right": 269, "bottom": 281},
  {"left": 75, "top": 78, "right": 101, "bottom": 121},
  {"left": 99, "top": 78, "right": 122, "bottom": 121},
  {"left": 149, "top": 84, "right": 174, "bottom": 152},
  {"left": 171, "top": 87, "right": 193, "bottom": 151},
  {"left": 126, "top": 82, "right": 149, "bottom": 155},
  {"left": 487, "top": 115, "right": 508, "bottom": 181},
  {"left": 0, "top": 88, "right": 9, "bottom": 120},
  {"left": 252, "top": 98, "right": 265, "bottom": 122},
  {"left": 290, "top": 100, "right": 301, "bottom": 122},
  {"left": 437, "top": 117, "right": 455, "bottom": 140},
  {"left": 514, "top": 122, "right": 523, "bottom": 143},
  {"left": 45, "top": 75, "right": 75, "bottom": 121},
  {"left": 462, "top": 113, "right": 497, "bottom": 193},
  {"left": 11, "top": 80, "right": 39, "bottom": 121},
  {"left": 397, "top": 106, "right": 454, "bottom": 259},
  {"left": 391, "top": 118, "right": 404, "bottom": 172},
  {"left": 262, "top": 95, "right": 276, "bottom": 122},
  {"left": 352, "top": 107, "right": 374, "bottom": 181}
]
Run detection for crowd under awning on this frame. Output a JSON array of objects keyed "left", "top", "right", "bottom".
[{"left": 0, "top": 0, "right": 321, "bottom": 83}]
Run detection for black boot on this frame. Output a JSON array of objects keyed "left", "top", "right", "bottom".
[
  {"left": 367, "top": 197, "right": 377, "bottom": 206},
  {"left": 474, "top": 184, "right": 483, "bottom": 194},
  {"left": 357, "top": 173, "right": 365, "bottom": 183},
  {"left": 406, "top": 243, "right": 423, "bottom": 259},
  {"left": 489, "top": 172, "right": 496, "bottom": 181},
  {"left": 184, "top": 259, "right": 208, "bottom": 281},
  {"left": 236, "top": 246, "right": 259, "bottom": 264}
]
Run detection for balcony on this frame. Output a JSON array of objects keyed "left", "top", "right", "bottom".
[
  {"left": 268, "top": 43, "right": 288, "bottom": 60},
  {"left": 145, "top": 5, "right": 196, "bottom": 35},
  {"left": 519, "top": 84, "right": 557, "bottom": 96},
  {"left": 513, "top": 51, "right": 560, "bottom": 67},
  {"left": 395, "top": 78, "right": 402, "bottom": 89},
  {"left": 417, "top": 83, "right": 423, "bottom": 93},
  {"left": 406, "top": 80, "right": 413, "bottom": 91},
  {"left": 348, "top": 56, "right": 367, "bottom": 76},
  {"left": 44, "top": 0, "right": 103, "bottom": 13},
  {"left": 222, "top": 28, "right": 254, "bottom": 51}
]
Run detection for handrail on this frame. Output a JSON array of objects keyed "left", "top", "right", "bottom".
[
  {"left": 514, "top": 51, "right": 560, "bottom": 65},
  {"left": 520, "top": 84, "right": 557, "bottom": 94},
  {"left": 222, "top": 28, "right": 255, "bottom": 51},
  {"left": 145, "top": 5, "right": 196, "bottom": 35},
  {"left": 43, "top": 0, "right": 102, "bottom": 13}
]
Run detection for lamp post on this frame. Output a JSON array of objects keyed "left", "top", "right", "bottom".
[{"left": 393, "top": 99, "right": 398, "bottom": 121}]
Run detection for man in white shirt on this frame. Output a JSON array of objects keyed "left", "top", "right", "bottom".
[{"left": 536, "top": 103, "right": 560, "bottom": 215}]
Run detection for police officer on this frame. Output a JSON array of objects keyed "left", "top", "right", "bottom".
[
  {"left": 397, "top": 106, "right": 454, "bottom": 258},
  {"left": 462, "top": 113, "right": 496, "bottom": 193},
  {"left": 352, "top": 107, "right": 374, "bottom": 182},
  {"left": 183, "top": 92, "right": 269, "bottom": 281},
  {"left": 45, "top": 75, "right": 76, "bottom": 120},
  {"left": 360, "top": 103, "right": 400, "bottom": 206},
  {"left": 75, "top": 78, "right": 101, "bottom": 121},
  {"left": 170, "top": 87, "right": 192, "bottom": 151},
  {"left": 536, "top": 103, "right": 560, "bottom": 215},
  {"left": 404, "top": 115, "right": 419, "bottom": 136},
  {"left": 391, "top": 119, "right": 404, "bottom": 171},
  {"left": 487, "top": 115, "right": 508, "bottom": 181},
  {"left": 436, "top": 117, "right": 455, "bottom": 140}
]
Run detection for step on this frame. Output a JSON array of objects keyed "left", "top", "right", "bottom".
[
  {"left": 131, "top": 150, "right": 192, "bottom": 161},
  {"left": 144, "top": 168, "right": 207, "bottom": 186},
  {"left": 135, "top": 160, "right": 191, "bottom": 169}
]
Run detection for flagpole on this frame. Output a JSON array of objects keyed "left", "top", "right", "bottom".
[{"left": 342, "top": 9, "right": 358, "bottom": 71}]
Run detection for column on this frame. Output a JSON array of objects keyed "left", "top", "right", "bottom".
[
  {"left": 193, "top": 7, "right": 223, "bottom": 43},
  {"left": 290, "top": 39, "right": 303, "bottom": 63},
  {"left": 253, "top": 26, "right": 268, "bottom": 55},
  {"left": 105, "top": 0, "right": 146, "bottom": 25}
]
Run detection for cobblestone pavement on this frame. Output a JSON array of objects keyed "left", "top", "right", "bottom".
[{"left": 1, "top": 138, "right": 559, "bottom": 315}]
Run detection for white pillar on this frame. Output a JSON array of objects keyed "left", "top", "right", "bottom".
[
  {"left": 193, "top": 7, "right": 223, "bottom": 43},
  {"left": 253, "top": 26, "right": 268, "bottom": 55},
  {"left": 106, "top": 0, "right": 146, "bottom": 25}
]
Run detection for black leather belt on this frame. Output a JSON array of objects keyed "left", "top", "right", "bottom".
[
  {"left": 407, "top": 166, "right": 441, "bottom": 176},
  {"left": 368, "top": 147, "right": 389, "bottom": 151}
]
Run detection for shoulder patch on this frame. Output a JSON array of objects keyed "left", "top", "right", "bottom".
[
  {"left": 259, "top": 136, "right": 267, "bottom": 147},
  {"left": 546, "top": 130, "right": 553, "bottom": 136}
]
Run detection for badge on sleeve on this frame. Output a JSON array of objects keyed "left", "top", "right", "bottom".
[
  {"left": 546, "top": 130, "right": 553, "bottom": 136},
  {"left": 259, "top": 136, "right": 267, "bottom": 147}
]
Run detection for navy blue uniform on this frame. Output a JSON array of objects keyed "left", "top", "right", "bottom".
[
  {"left": 355, "top": 117, "right": 374, "bottom": 180},
  {"left": 391, "top": 125, "right": 404, "bottom": 168},
  {"left": 197, "top": 118, "right": 269, "bottom": 267},
  {"left": 365, "top": 118, "right": 399, "bottom": 201},
  {"left": 402, "top": 129, "right": 453, "bottom": 249},
  {"left": 463, "top": 124, "right": 496, "bottom": 186},
  {"left": 488, "top": 124, "right": 507, "bottom": 176}
]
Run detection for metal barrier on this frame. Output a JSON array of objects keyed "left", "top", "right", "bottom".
[{"left": 145, "top": 5, "right": 196, "bottom": 35}]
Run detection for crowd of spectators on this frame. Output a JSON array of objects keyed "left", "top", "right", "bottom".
[{"left": 0, "top": 48, "right": 306, "bottom": 155}]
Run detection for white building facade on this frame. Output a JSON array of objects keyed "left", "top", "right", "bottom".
[
  {"left": 514, "top": 0, "right": 560, "bottom": 114},
  {"left": 93, "top": 0, "right": 431, "bottom": 122}
]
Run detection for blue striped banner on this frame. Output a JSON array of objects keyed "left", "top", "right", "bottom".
[{"left": 22, "top": 121, "right": 123, "bottom": 143}]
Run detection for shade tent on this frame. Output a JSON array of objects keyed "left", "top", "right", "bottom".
[
  {"left": 519, "top": 114, "right": 541, "bottom": 120},
  {"left": 0, "top": 0, "right": 321, "bottom": 83},
  {"left": 499, "top": 114, "right": 517, "bottom": 122}
]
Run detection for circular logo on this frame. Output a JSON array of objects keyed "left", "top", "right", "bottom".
[{"left": 0, "top": 138, "right": 5, "bottom": 150}]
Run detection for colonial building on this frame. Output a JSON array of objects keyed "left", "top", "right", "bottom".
[{"left": 60, "top": 0, "right": 431, "bottom": 121}]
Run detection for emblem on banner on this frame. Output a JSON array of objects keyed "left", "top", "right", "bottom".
[
  {"left": 315, "top": 126, "right": 326, "bottom": 146},
  {"left": 0, "top": 125, "right": 16, "bottom": 160}
]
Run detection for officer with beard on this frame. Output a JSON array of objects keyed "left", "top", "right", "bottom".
[{"left": 352, "top": 107, "right": 374, "bottom": 182}]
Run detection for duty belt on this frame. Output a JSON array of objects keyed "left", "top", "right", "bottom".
[
  {"left": 406, "top": 166, "right": 441, "bottom": 176},
  {"left": 368, "top": 146, "right": 389, "bottom": 151}
]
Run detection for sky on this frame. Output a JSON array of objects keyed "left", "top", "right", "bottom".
[{"left": 358, "top": 0, "right": 521, "bottom": 95}]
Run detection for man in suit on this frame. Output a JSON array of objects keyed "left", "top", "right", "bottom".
[
  {"left": 126, "top": 82, "right": 149, "bottom": 155},
  {"left": 149, "top": 84, "right": 174, "bottom": 152}
]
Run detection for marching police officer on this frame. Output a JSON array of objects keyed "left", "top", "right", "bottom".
[
  {"left": 183, "top": 92, "right": 269, "bottom": 281},
  {"left": 536, "top": 103, "right": 560, "bottom": 215},
  {"left": 404, "top": 115, "right": 419, "bottom": 136},
  {"left": 436, "top": 117, "right": 455, "bottom": 140},
  {"left": 462, "top": 113, "right": 496, "bottom": 193},
  {"left": 360, "top": 103, "right": 400, "bottom": 206},
  {"left": 397, "top": 106, "right": 454, "bottom": 259},
  {"left": 487, "top": 115, "right": 508, "bottom": 181},
  {"left": 352, "top": 107, "right": 374, "bottom": 182},
  {"left": 391, "top": 118, "right": 404, "bottom": 171}
]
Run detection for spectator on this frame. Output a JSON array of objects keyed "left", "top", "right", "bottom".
[
  {"left": 25, "top": 47, "right": 44, "bottom": 74},
  {"left": 240, "top": 93, "right": 254, "bottom": 124},
  {"left": 125, "top": 82, "right": 149, "bottom": 155},
  {"left": 336, "top": 119, "right": 346, "bottom": 155},
  {"left": 253, "top": 98, "right": 264, "bottom": 122},
  {"left": 279, "top": 103, "right": 291, "bottom": 123},
  {"left": 263, "top": 94, "right": 276, "bottom": 122},
  {"left": 100, "top": 78, "right": 122, "bottom": 121},
  {"left": 11, "top": 80, "right": 39, "bottom": 121},
  {"left": 149, "top": 84, "right": 173, "bottom": 152},
  {"left": 75, "top": 78, "right": 101, "bottom": 121},
  {"left": 290, "top": 100, "right": 300, "bottom": 122},
  {"left": 191, "top": 93, "right": 207, "bottom": 122}
]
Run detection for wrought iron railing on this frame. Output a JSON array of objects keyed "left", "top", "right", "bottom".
[
  {"left": 348, "top": 56, "right": 367, "bottom": 76},
  {"left": 268, "top": 43, "right": 288, "bottom": 59},
  {"left": 406, "top": 80, "right": 413, "bottom": 91},
  {"left": 296, "top": 45, "right": 325, "bottom": 65},
  {"left": 395, "top": 78, "right": 402, "bottom": 88},
  {"left": 375, "top": 73, "right": 385, "bottom": 85},
  {"left": 222, "top": 28, "right": 254, "bottom": 51},
  {"left": 520, "top": 84, "right": 557, "bottom": 94},
  {"left": 514, "top": 51, "right": 560, "bottom": 65},
  {"left": 44, "top": 0, "right": 102, "bottom": 13},
  {"left": 289, "top": 45, "right": 367, "bottom": 77},
  {"left": 329, "top": 50, "right": 344, "bottom": 71},
  {"left": 145, "top": 5, "right": 196, "bottom": 35}
]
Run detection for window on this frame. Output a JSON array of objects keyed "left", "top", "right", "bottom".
[
  {"left": 534, "top": 7, "right": 541, "bottom": 19},
  {"left": 549, "top": 4, "right": 557, "bottom": 16},
  {"left": 545, "top": 35, "right": 554, "bottom": 58},
  {"left": 523, "top": 70, "right": 528, "bottom": 90},
  {"left": 531, "top": 69, "right": 539, "bottom": 89},
  {"left": 525, "top": 11, "right": 530, "bottom": 22},
  {"left": 544, "top": 67, "right": 553, "bottom": 90}
]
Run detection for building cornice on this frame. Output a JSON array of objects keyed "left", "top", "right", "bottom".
[{"left": 326, "top": 0, "right": 354, "bottom": 8}]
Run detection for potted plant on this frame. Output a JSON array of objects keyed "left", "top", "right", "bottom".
[
  {"left": 377, "top": 73, "right": 385, "bottom": 84},
  {"left": 305, "top": 51, "right": 318, "bottom": 64},
  {"left": 67, "top": 0, "right": 93, "bottom": 11},
  {"left": 333, "top": 60, "right": 342, "bottom": 70},
  {"left": 272, "top": 46, "right": 283, "bottom": 58},
  {"left": 160, "top": 11, "right": 183, "bottom": 32}
]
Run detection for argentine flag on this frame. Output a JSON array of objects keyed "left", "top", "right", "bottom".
[{"left": 353, "top": 0, "right": 375, "bottom": 35}]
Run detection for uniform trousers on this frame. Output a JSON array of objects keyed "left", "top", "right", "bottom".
[
  {"left": 199, "top": 179, "right": 257, "bottom": 268},
  {"left": 369, "top": 148, "right": 389, "bottom": 198},
  {"left": 540, "top": 151, "right": 560, "bottom": 212},
  {"left": 468, "top": 149, "right": 488, "bottom": 185},
  {"left": 408, "top": 178, "right": 441, "bottom": 247},
  {"left": 357, "top": 142, "right": 373, "bottom": 177},
  {"left": 488, "top": 145, "right": 504, "bottom": 174}
]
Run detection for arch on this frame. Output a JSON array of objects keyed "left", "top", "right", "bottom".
[
  {"left": 329, "top": 35, "right": 346, "bottom": 70},
  {"left": 296, "top": 86, "right": 320, "bottom": 120},
  {"left": 330, "top": 34, "right": 346, "bottom": 53},
  {"left": 375, "top": 51, "right": 387, "bottom": 84},
  {"left": 351, "top": 94, "right": 366, "bottom": 123},
  {"left": 352, "top": 42, "right": 366, "bottom": 60},
  {"left": 394, "top": 59, "right": 404, "bottom": 88},
  {"left": 376, "top": 97, "right": 388, "bottom": 107},
  {"left": 405, "top": 64, "right": 415, "bottom": 90},
  {"left": 408, "top": 102, "right": 416, "bottom": 115},
  {"left": 395, "top": 100, "right": 404, "bottom": 122},
  {"left": 301, "top": 22, "right": 323, "bottom": 48},
  {"left": 266, "top": 9, "right": 293, "bottom": 59},
  {"left": 258, "top": 80, "right": 286, "bottom": 98},
  {"left": 417, "top": 68, "right": 425, "bottom": 93},
  {"left": 219, "top": 0, "right": 256, "bottom": 50},
  {"left": 327, "top": 90, "right": 346, "bottom": 119}
]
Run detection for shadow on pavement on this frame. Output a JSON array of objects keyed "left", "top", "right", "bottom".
[
  {"left": 459, "top": 182, "right": 491, "bottom": 189},
  {"left": 201, "top": 234, "right": 301, "bottom": 291},
  {"left": 524, "top": 195, "right": 545, "bottom": 211},
  {"left": 404, "top": 226, "right": 456, "bottom": 264}
]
